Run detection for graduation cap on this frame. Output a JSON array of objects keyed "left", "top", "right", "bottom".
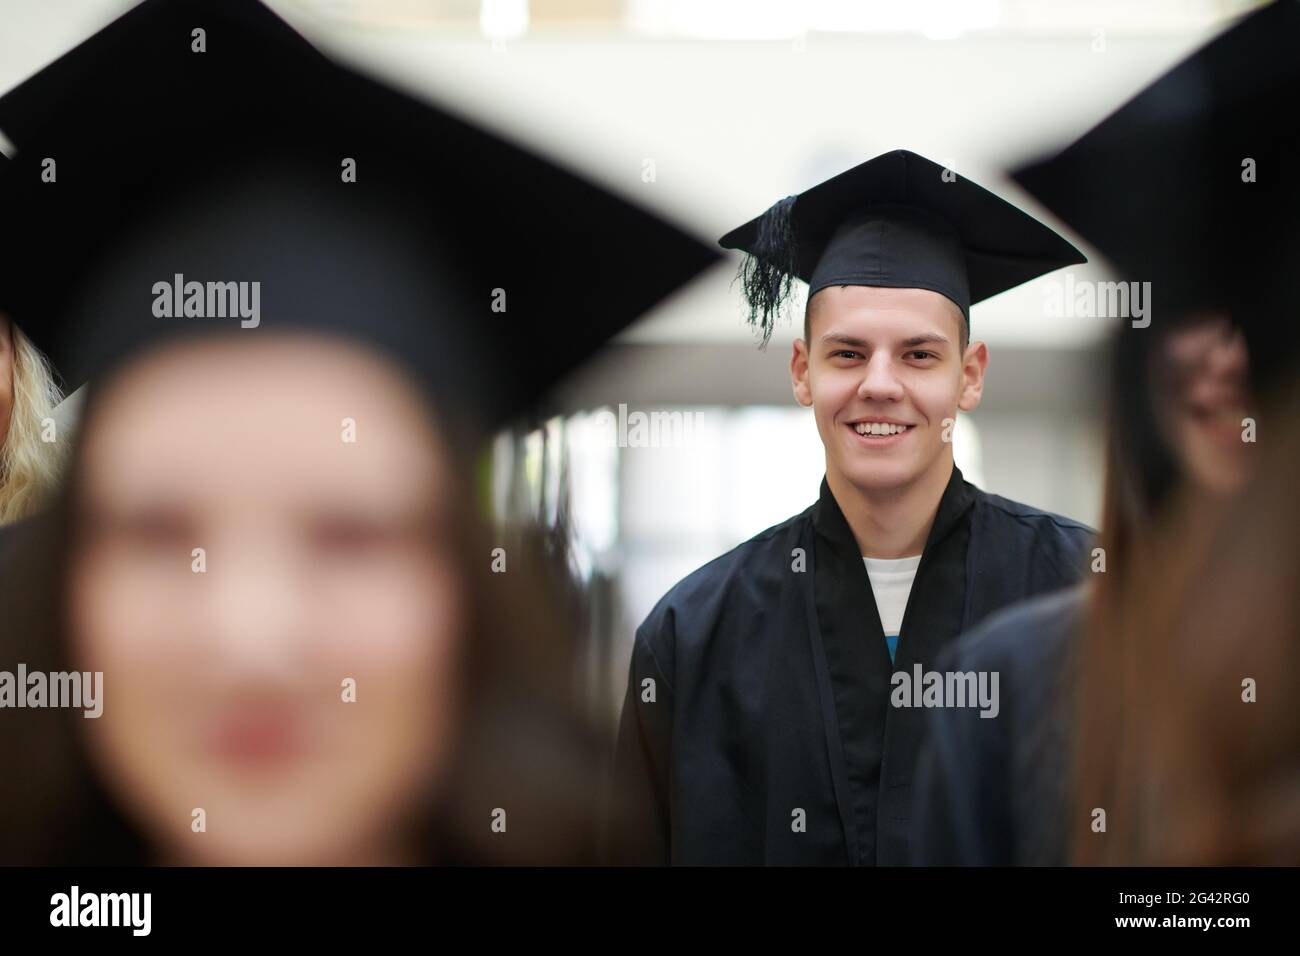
[
  {"left": 717, "top": 149, "right": 1085, "bottom": 345},
  {"left": 1011, "top": 0, "right": 1300, "bottom": 379},
  {"left": 0, "top": 0, "right": 718, "bottom": 426}
]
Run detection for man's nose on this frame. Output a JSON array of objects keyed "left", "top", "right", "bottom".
[{"left": 857, "top": 352, "right": 904, "bottom": 401}]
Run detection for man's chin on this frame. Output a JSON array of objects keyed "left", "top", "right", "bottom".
[{"left": 836, "top": 459, "right": 922, "bottom": 496}]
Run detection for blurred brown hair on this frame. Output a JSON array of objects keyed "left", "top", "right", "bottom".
[{"left": 1074, "top": 372, "right": 1300, "bottom": 864}]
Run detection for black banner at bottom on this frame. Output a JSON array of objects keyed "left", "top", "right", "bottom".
[{"left": 0, "top": 866, "right": 1284, "bottom": 942}]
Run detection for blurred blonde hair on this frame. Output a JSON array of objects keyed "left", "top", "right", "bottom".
[{"left": 1, "top": 321, "right": 69, "bottom": 524}]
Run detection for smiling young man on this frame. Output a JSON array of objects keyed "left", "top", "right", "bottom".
[{"left": 612, "top": 150, "right": 1094, "bottom": 865}]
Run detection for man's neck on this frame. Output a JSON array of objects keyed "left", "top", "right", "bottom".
[{"left": 826, "top": 453, "right": 954, "bottom": 559}]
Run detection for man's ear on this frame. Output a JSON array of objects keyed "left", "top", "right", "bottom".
[
  {"left": 957, "top": 340, "right": 989, "bottom": 412},
  {"left": 791, "top": 338, "right": 813, "bottom": 407}
]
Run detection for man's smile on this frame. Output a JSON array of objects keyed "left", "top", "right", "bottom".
[{"left": 845, "top": 417, "right": 916, "bottom": 445}]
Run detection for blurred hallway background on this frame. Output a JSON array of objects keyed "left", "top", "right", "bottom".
[{"left": 2, "top": 0, "right": 1263, "bottom": 721}]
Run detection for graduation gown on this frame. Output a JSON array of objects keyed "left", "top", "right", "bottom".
[
  {"left": 612, "top": 465, "right": 1092, "bottom": 865},
  {"left": 911, "top": 586, "right": 1084, "bottom": 866}
]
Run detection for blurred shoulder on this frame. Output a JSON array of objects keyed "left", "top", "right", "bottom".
[{"left": 947, "top": 583, "right": 1088, "bottom": 677}]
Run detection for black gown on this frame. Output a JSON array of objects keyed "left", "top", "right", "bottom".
[
  {"left": 612, "top": 465, "right": 1092, "bottom": 865},
  {"left": 911, "top": 586, "right": 1084, "bottom": 866}
]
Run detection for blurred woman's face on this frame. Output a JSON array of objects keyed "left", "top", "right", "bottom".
[
  {"left": 69, "top": 334, "right": 464, "bottom": 865},
  {"left": 1156, "top": 314, "right": 1254, "bottom": 496}
]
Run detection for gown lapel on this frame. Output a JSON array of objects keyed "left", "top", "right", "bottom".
[{"left": 809, "top": 465, "right": 975, "bottom": 864}]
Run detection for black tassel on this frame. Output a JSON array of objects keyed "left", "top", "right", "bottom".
[{"left": 736, "top": 194, "right": 799, "bottom": 348}]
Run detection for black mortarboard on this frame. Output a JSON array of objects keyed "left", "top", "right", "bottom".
[
  {"left": 1011, "top": 0, "right": 1300, "bottom": 379},
  {"left": 717, "top": 149, "right": 1085, "bottom": 344},
  {"left": 0, "top": 0, "right": 718, "bottom": 425}
]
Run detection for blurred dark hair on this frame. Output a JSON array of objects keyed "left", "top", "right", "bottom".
[{"left": 0, "top": 342, "right": 616, "bottom": 866}]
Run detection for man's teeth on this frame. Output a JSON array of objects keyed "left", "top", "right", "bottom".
[{"left": 854, "top": 422, "right": 909, "bottom": 436}]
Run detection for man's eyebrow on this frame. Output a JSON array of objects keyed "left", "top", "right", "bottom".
[
  {"left": 820, "top": 333, "right": 869, "bottom": 348},
  {"left": 819, "top": 332, "right": 952, "bottom": 349},
  {"left": 901, "top": 333, "right": 951, "bottom": 348}
]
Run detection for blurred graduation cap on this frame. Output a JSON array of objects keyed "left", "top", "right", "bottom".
[
  {"left": 1011, "top": 0, "right": 1300, "bottom": 380},
  {"left": 0, "top": 0, "right": 718, "bottom": 426},
  {"left": 718, "top": 149, "right": 1085, "bottom": 344}
]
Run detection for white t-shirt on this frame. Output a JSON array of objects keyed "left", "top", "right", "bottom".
[{"left": 863, "top": 555, "right": 921, "bottom": 664}]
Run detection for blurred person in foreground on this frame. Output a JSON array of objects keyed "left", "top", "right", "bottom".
[
  {"left": 0, "top": 0, "right": 716, "bottom": 865},
  {"left": 1124, "top": 379, "right": 1300, "bottom": 864},
  {"left": 913, "top": 0, "right": 1300, "bottom": 865},
  {"left": 0, "top": 333, "right": 600, "bottom": 865}
]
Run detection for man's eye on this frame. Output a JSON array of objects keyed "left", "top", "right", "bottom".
[
  {"left": 907, "top": 350, "right": 936, "bottom": 361},
  {"left": 833, "top": 350, "right": 862, "bottom": 360}
]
